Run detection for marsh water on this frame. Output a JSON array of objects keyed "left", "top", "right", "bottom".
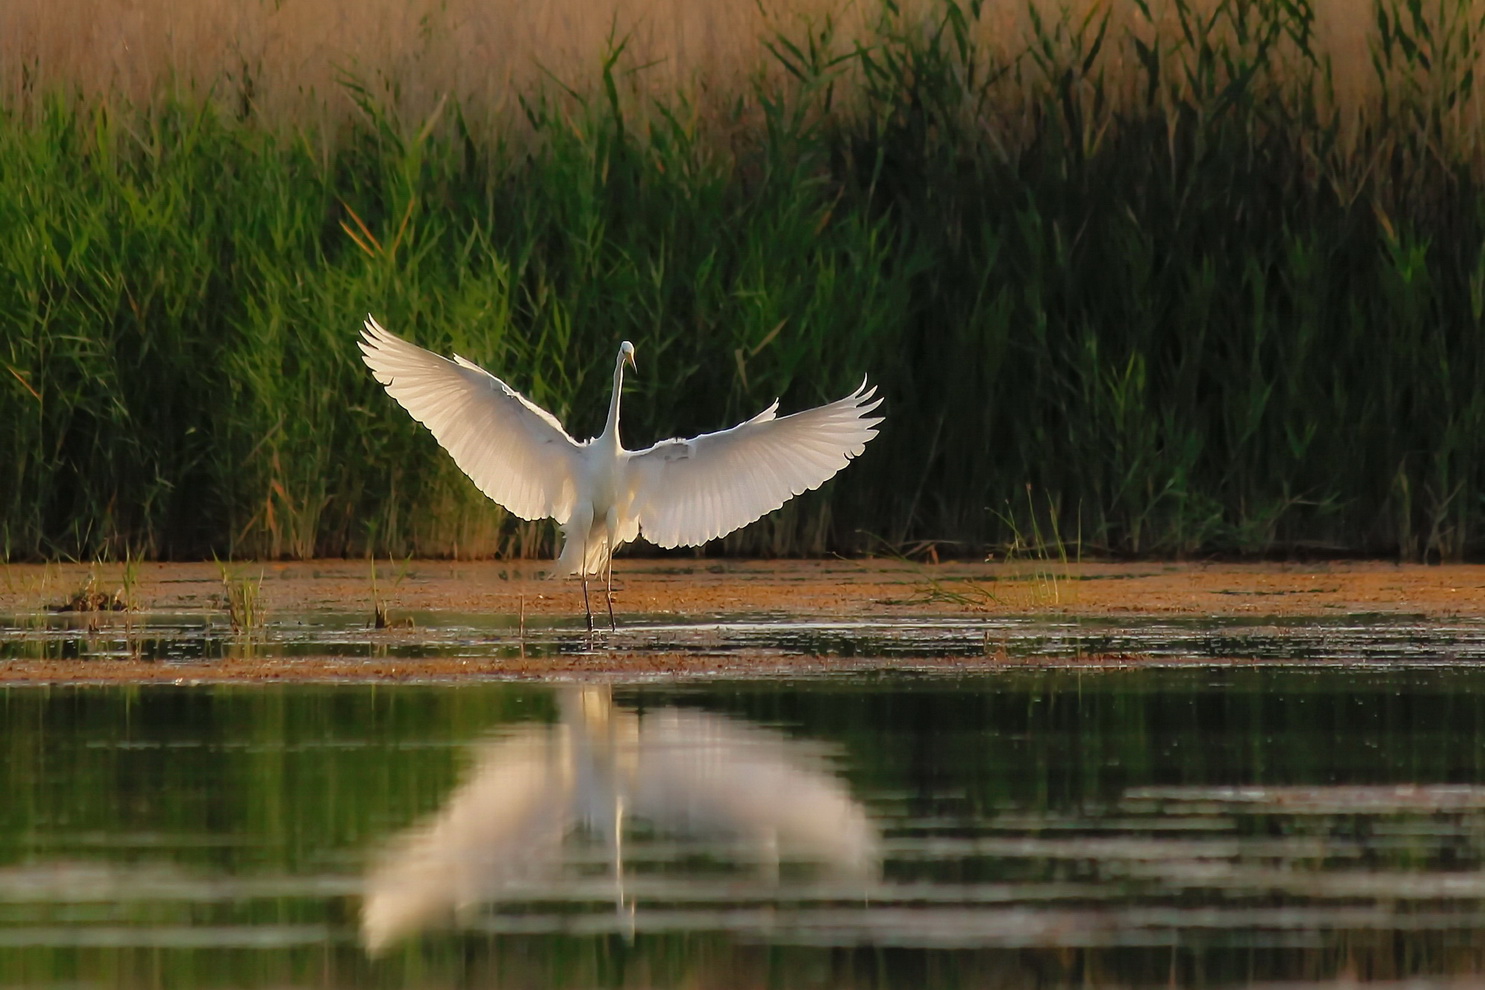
[{"left": 5, "top": 613, "right": 1485, "bottom": 987}]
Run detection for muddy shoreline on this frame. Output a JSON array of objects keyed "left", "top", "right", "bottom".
[{"left": 3, "top": 559, "right": 1485, "bottom": 683}]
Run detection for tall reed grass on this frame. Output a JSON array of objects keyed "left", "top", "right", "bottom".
[{"left": 3, "top": 0, "right": 1485, "bottom": 561}]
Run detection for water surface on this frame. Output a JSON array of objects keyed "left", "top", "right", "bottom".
[
  {"left": 7, "top": 609, "right": 1485, "bottom": 665},
  {"left": 5, "top": 665, "right": 1485, "bottom": 987}
]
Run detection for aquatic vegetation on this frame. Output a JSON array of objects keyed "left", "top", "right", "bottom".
[
  {"left": 39, "top": 552, "right": 141, "bottom": 613},
  {"left": 48, "top": 574, "right": 128, "bottom": 614},
  {"left": 2, "top": 0, "right": 1485, "bottom": 561},
  {"left": 218, "top": 564, "right": 266, "bottom": 632},
  {"left": 368, "top": 554, "right": 414, "bottom": 630}
]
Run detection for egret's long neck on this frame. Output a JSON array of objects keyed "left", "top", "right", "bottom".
[{"left": 602, "top": 354, "right": 626, "bottom": 448}]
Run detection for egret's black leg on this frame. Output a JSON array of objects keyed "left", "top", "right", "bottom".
[
  {"left": 602, "top": 526, "right": 619, "bottom": 632},
  {"left": 606, "top": 568, "right": 617, "bottom": 631},
  {"left": 582, "top": 573, "right": 594, "bottom": 633}
]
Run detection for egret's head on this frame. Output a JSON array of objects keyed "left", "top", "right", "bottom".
[{"left": 619, "top": 340, "right": 637, "bottom": 371}]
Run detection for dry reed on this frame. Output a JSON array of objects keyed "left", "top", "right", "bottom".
[{"left": 4, "top": 0, "right": 1481, "bottom": 161}]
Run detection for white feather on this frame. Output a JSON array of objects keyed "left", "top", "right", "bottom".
[
  {"left": 627, "top": 381, "right": 883, "bottom": 548},
  {"left": 358, "top": 315, "right": 583, "bottom": 524}
]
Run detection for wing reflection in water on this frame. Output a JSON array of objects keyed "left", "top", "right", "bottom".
[{"left": 361, "top": 685, "right": 879, "bottom": 952}]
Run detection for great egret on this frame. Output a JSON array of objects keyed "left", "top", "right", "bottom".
[
  {"left": 358, "top": 316, "right": 884, "bottom": 628},
  {"left": 360, "top": 685, "right": 880, "bottom": 952}
]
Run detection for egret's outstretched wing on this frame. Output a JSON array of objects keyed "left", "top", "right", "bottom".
[
  {"left": 628, "top": 380, "right": 883, "bottom": 548},
  {"left": 359, "top": 316, "right": 582, "bottom": 523}
]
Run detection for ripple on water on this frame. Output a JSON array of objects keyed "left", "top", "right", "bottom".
[{"left": 6, "top": 611, "right": 1485, "bottom": 668}]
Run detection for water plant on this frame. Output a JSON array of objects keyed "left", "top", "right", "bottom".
[
  {"left": 368, "top": 554, "right": 414, "bottom": 630},
  {"left": 916, "top": 485, "right": 1080, "bottom": 610},
  {"left": 2, "top": 0, "right": 1484, "bottom": 562},
  {"left": 218, "top": 564, "right": 266, "bottom": 633},
  {"left": 49, "top": 573, "right": 128, "bottom": 614}
]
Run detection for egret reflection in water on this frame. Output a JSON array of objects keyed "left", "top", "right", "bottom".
[{"left": 360, "top": 686, "right": 879, "bottom": 952}]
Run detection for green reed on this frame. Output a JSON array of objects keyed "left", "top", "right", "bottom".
[{"left": 2, "top": 0, "right": 1484, "bottom": 562}]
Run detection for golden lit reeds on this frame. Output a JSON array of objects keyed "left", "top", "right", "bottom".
[
  {"left": 1, "top": 0, "right": 863, "bottom": 128},
  {"left": 4, "top": 0, "right": 1484, "bottom": 161}
]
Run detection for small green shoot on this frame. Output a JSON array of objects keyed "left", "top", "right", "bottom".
[
  {"left": 218, "top": 563, "right": 267, "bottom": 633},
  {"left": 369, "top": 554, "right": 414, "bottom": 630}
]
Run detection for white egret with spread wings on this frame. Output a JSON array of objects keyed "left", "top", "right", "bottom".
[{"left": 358, "top": 316, "right": 883, "bottom": 628}]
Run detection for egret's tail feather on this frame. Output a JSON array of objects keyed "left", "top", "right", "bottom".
[{"left": 554, "top": 528, "right": 614, "bottom": 577}]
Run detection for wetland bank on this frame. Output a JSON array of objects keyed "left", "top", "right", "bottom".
[{"left": 4, "top": 558, "right": 1485, "bottom": 680}]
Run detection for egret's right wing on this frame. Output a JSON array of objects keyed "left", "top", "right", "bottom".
[
  {"left": 627, "top": 380, "right": 883, "bottom": 548},
  {"left": 359, "top": 316, "right": 582, "bottom": 522}
]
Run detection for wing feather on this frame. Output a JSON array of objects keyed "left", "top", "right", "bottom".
[
  {"left": 359, "top": 315, "right": 583, "bottom": 523},
  {"left": 628, "top": 380, "right": 883, "bottom": 548}
]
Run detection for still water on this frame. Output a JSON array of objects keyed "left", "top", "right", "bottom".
[{"left": 5, "top": 662, "right": 1485, "bottom": 987}]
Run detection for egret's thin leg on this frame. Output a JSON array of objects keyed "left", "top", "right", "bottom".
[
  {"left": 581, "top": 574, "right": 594, "bottom": 633},
  {"left": 602, "top": 515, "right": 618, "bottom": 631},
  {"left": 580, "top": 529, "right": 594, "bottom": 633},
  {"left": 605, "top": 548, "right": 617, "bottom": 631}
]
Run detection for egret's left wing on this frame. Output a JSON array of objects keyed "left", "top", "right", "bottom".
[
  {"left": 627, "top": 380, "right": 883, "bottom": 548},
  {"left": 358, "top": 316, "right": 584, "bottom": 524}
]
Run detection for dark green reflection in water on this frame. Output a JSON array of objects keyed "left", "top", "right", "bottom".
[{"left": 3, "top": 670, "right": 1485, "bottom": 987}]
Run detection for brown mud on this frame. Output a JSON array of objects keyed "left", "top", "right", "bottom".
[{"left": 3, "top": 558, "right": 1484, "bottom": 683}]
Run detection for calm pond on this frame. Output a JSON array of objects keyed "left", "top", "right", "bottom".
[{"left": 5, "top": 648, "right": 1485, "bottom": 988}]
